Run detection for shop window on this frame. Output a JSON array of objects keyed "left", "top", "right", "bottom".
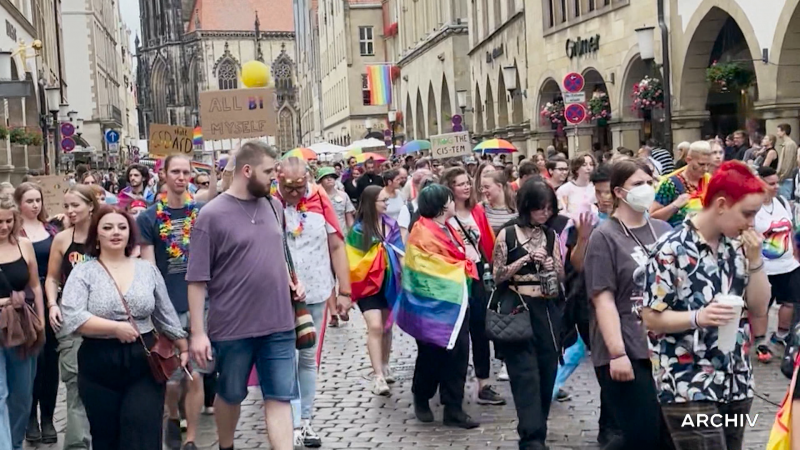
[{"left": 362, "top": 74, "right": 371, "bottom": 106}]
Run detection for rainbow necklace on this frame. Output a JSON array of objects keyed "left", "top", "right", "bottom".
[
  {"left": 155, "top": 193, "right": 198, "bottom": 262},
  {"left": 289, "top": 200, "right": 308, "bottom": 238}
]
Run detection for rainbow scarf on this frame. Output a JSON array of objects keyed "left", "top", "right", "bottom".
[
  {"left": 346, "top": 216, "right": 404, "bottom": 304},
  {"left": 397, "top": 217, "right": 477, "bottom": 350}
]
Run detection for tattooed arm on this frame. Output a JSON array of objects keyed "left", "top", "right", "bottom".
[{"left": 493, "top": 227, "right": 533, "bottom": 284}]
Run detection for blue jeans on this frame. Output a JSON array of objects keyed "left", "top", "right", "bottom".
[
  {"left": 292, "top": 302, "right": 326, "bottom": 427},
  {"left": 0, "top": 347, "right": 37, "bottom": 450},
  {"left": 552, "top": 336, "right": 586, "bottom": 401}
]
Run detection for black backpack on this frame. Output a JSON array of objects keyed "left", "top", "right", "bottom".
[{"left": 406, "top": 200, "right": 421, "bottom": 232}]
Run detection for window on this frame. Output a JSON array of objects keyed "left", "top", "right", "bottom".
[
  {"left": 359, "top": 26, "right": 374, "bottom": 56},
  {"left": 574, "top": 0, "right": 580, "bottom": 17},
  {"left": 217, "top": 60, "right": 238, "bottom": 90},
  {"left": 362, "top": 74, "right": 371, "bottom": 106},
  {"left": 589, "top": 0, "right": 596, "bottom": 11}
]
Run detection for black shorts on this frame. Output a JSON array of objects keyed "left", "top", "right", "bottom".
[
  {"left": 357, "top": 292, "right": 389, "bottom": 312},
  {"left": 769, "top": 266, "right": 800, "bottom": 305}
]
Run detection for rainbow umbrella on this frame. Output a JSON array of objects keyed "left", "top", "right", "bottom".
[
  {"left": 282, "top": 147, "right": 318, "bottom": 161},
  {"left": 473, "top": 138, "right": 517, "bottom": 155},
  {"left": 344, "top": 148, "right": 364, "bottom": 159},
  {"left": 398, "top": 140, "right": 431, "bottom": 155},
  {"left": 355, "top": 152, "right": 387, "bottom": 164}
]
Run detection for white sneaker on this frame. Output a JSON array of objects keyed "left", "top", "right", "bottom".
[
  {"left": 383, "top": 366, "right": 396, "bottom": 384},
  {"left": 301, "top": 421, "right": 322, "bottom": 447},
  {"left": 372, "top": 377, "right": 390, "bottom": 396},
  {"left": 498, "top": 363, "right": 509, "bottom": 381},
  {"left": 293, "top": 429, "right": 304, "bottom": 449}
]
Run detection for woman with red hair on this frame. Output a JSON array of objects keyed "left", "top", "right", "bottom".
[{"left": 642, "top": 161, "right": 771, "bottom": 450}]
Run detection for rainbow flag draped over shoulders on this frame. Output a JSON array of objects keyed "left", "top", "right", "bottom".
[
  {"left": 346, "top": 215, "right": 404, "bottom": 304},
  {"left": 271, "top": 182, "right": 343, "bottom": 239},
  {"left": 366, "top": 65, "right": 392, "bottom": 106},
  {"left": 398, "top": 217, "right": 478, "bottom": 350}
]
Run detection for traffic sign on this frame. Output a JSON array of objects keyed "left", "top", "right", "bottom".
[
  {"left": 108, "top": 143, "right": 120, "bottom": 154},
  {"left": 452, "top": 114, "right": 463, "bottom": 132},
  {"left": 565, "top": 104, "right": 587, "bottom": 125},
  {"left": 564, "top": 92, "right": 586, "bottom": 105},
  {"left": 61, "top": 137, "right": 75, "bottom": 152},
  {"left": 563, "top": 72, "right": 585, "bottom": 93},
  {"left": 60, "top": 122, "right": 75, "bottom": 137},
  {"left": 105, "top": 129, "right": 120, "bottom": 144}
]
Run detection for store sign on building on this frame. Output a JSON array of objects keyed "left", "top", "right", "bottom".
[
  {"left": 486, "top": 44, "right": 504, "bottom": 63},
  {"left": 566, "top": 35, "right": 600, "bottom": 59},
  {"left": 6, "top": 20, "right": 16, "bottom": 42}
]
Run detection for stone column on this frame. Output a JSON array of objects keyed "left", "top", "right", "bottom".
[
  {"left": 529, "top": 129, "right": 556, "bottom": 155},
  {"left": 671, "top": 111, "right": 708, "bottom": 147},
  {"left": 610, "top": 119, "right": 643, "bottom": 151},
  {"left": 567, "top": 125, "right": 594, "bottom": 158},
  {"left": 756, "top": 103, "right": 800, "bottom": 142}
]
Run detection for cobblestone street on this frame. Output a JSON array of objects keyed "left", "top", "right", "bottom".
[{"left": 28, "top": 312, "right": 781, "bottom": 450}]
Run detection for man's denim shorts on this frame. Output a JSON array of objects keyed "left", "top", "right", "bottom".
[{"left": 212, "top": 330, "right": 298, "bottom": 404}]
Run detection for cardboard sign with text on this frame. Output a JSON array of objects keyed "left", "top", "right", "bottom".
[
  {"left": 199, "top": 88, "right": 278, "bottom": 141},
  {"left": 29, "top": 175, "right": 69, "bottom": 216},
  {"left": 148, "top": 124, "right": 194, "bottom": 157},
  {"left": 430, "top": 132, "right": 471, "bottom": 160}
]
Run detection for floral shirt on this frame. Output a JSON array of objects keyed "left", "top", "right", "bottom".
[{"left": 644, "top": 219, "right": 752, "bottom": 404}]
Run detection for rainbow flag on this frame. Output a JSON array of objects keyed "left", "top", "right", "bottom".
[
  {"left": 366, "top": 65, "right": 392, "bottom": 106},
  {"left": 397, "top": 217, "right": 477, "bottom": 350},
  {"left": 767, "top": 354, "right": 799, "bottom": 450},
  {"left": 346, "top": 216, "right": 404, "bottom": 303},
  {"left": 193, "top": 126, "right": 203, "bottom": 147}
]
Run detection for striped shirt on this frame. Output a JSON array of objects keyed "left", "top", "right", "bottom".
[
  {"left": 482, "top": 203, "right": 518, "bottom": 234},
  {"left": 651, "top": 148, "right": 675, "bottom": 175}
]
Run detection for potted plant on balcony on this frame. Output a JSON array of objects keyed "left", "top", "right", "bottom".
[
  {"left": 706, "top": 61, "right": 755, "bottom": 93},
  {"left": 631, "top": 76, "right": 664, "bottom": 112},
  {"left": 29, "top": 131, "right": 43, "bottom": 146},
  {"left": 540, "top": 100, "right": 566, "bottom": 129},
  {"left": 587, "top": 92, "right": 611, "bottom": 126},
  {"left": 10, "top": 127, "right": 31, "bottom": 145}
]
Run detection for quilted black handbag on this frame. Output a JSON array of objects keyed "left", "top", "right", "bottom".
[{"left": 484, "top": 225, "right": 536, "bottom": 343}]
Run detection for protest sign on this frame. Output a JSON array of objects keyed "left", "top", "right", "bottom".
[
  {"left": 430, "top": 132, "right": 471, "bottom": 160},
  {"left": 148, "top": 124, "right": 194, "bottom": 157},
  {"left": 29, "top": 175, "right": 69, "bottom": 216},
  {"left": 199, "top": 88, "right": 278, "bottom": 140}
]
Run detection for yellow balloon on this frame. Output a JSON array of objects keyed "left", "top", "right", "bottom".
[{"left": 241, "top": 60, "right": 271, "bottom": 88}]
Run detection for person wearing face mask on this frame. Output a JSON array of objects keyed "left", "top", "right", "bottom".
[
  {"left": 651, "top": 140, "right": 713, "bottom": 227},
  {"left": 583, "top": 159, "right": 672, "bottom": 449},
  {"left": 642, "top": 161, "right": 770, "bottom": 450}
]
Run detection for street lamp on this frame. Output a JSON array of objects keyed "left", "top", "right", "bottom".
[
  {"left": 75, "top": 118, "right": 83, "bottom": 135},
  {"left": 503, "top": 66, "right": 517, "bottom": 93},
  {"left": 387, "top": 110, "right": 397, "bottom": 154},
  {"left": 68, "top": 110, "right": 77, "bottom": 121},
  {"left": 636, "top": 16, "right": 673, "bottom": 153},
  {"left": 44, "top": 86, "right": 61, "bottom": 175},
  {"left": 58, "top": 103, "right": 69, "bottom": 119}
]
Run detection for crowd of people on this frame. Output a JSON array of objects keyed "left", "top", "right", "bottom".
[{"left": 0, "top": 125, "right": 797, "bottom": 450}]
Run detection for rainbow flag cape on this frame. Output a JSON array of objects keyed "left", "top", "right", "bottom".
[
  {"left": 397, "top": 217, "right": 477, "bottom": 350},
  {"left": 656, "top": 166, "right": 711, "bottom": 224},
  {"left": 346, "top": 216, "right": 404, "bottom": 303},
  {"left": 193, "top": 126, "right": 203, "bottom": 146},
  {"left": 366, "top": 65, "right": 392, "bottom": 106},
  {"left": 271, "top": 182, "right": 343, "bottom": 239},
  {"left": 767, "top": 353, "right": 800, "bottom": 450}
]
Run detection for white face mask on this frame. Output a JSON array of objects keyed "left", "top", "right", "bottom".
[{"left": 622, "top": 184, "right": 655, "bottom": 212}]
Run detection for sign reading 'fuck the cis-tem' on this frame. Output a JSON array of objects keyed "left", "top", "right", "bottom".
[{"left": 430, "top": 132, "right": 471, "bottom": 160}]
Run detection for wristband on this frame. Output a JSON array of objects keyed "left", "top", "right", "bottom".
[
  {"left": 690, "top": 310, "right": 700, "bottom": 329},
  {"left": 338, "top": 292, "right": 351, "bottom": 298},
  {"left": 610, "top": 354, "right": 627, "bottom": 360},
  {"left": 748, "top": 260, "right": 764, "bottom": 273}
]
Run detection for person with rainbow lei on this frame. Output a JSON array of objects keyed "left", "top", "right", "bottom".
[{"left": 650, "top": 140, "right": 713, "bottom": 228}]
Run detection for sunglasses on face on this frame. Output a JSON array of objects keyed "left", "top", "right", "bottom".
[{"left": 197, "top": 181, "right": 210, "bottom": 187}]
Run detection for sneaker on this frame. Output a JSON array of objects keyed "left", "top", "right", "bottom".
[
  {"left": 598, "top": 428, "right": 623, "bottom": 447},
  {"left": 443, "top": 408, "right": 479, "bottom": 429},
  {"left": 772, "top": 332, "right": 789, "bottom": 347},
  {"left": 25, "top": 415, "right": 40, "bottom": 443},
  {"left": 497, "top": 363, "right": 509, "bottom": 381},
  {"left": 414, "top": 397, "right": 434, "bottom": 423},
  {"left": 477, "top": 385, "right": 506, "bottom": 405},
  {"left": 329, "top": 315, "right": 340, "bottom": 328},
  {"left": 757, "top": 344, "right": 773, "bottom": 363},
  {"left": 40, "top": 418, "right": 57, "bottom": 444},
  {"left": 166, "top": 418, "right": 182, "bottom": 450},
  {"left": 556, "top": 388, "right": 572, "bottom": 402},
  {"left": 202, "top": 406, "right": 214, "bottom": 415},
  {"left": 293, "top": 429, "right": 304, "bottom": 449},
  {"left": 383, "top": 366, "right": 396, "bottom": 384},
  {"left": 182, "top": 442, "right": 198, "bottom": 450},
  {"left": 180, "top": 419, "right": 187, "bottom": 431},
  {"left": 301, "top": 421, "right": 322, "bottom": 448},
  {"left": 371, "top": 377, "right": 390, "bottom": 396}
]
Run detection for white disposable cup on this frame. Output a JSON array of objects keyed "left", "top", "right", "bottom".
[{"left": 714, "top": 294, "right": 744, "bottom": 353}]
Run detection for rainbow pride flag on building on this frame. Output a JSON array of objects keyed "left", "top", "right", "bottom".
[
  {"left": 397, "top": 217, "right": 477, "bottom": 350},
  {"left": 366, "top": 65, "right": 392, "bottom": 106},
  {"left": 346, "top": 216, "right": 404, "bottom": 304}
]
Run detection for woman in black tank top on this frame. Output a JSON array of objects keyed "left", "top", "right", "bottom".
[
  {"left": 43, "top": 185, "right": 97, "bottom": 450},
  {"left": 0, "top": 195, "right": 45, "bottom": 450},
  {"left": 14, "top": 182, "right": 63, "bottom": 444}
]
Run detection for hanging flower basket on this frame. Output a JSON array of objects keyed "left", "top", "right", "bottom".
[
  {"left": 587, "top": 92, "right": 611, "bottom": 122},
  {"left": 706, "top": 61, "right": 755, "bottom": 93},
  {"left": 540, "top": 100, "right": 566, "bottom": 127},
  {"left": 9, "top": 127, "right": 41, "bottom": 146},
  {"left": 390, "top": 65, "right": 401, "bottom": 81},
  {"left": 631, "top": 76, "right": 664, "bottom": 111},
  {"left": 385, "top": 22, "right": 398, "bottom": 37}
]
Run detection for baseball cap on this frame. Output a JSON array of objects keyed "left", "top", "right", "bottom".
[{"left": 316, "top": 166, "right": 338, "bottom": 182}]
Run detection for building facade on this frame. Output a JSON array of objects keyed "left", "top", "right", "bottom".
[
  {"left": 468, "top": 0, "right": 528, "bottom": 154},
  {"left": 118, "top": 21, "right": 138, "bottom": 163},
  {"left": 318, "top": 0, "right": 388, "bottom": 145},
  {"left": 62, "top": 0, "right": 125, "bottom": 161},
  {"left": 294, "top": 0, "right": 324, "bottom": 145},
  {"left": 397, "top": 0, "right": 470, "bottom": 143},
  {"left": 137, "top": 0, "right": 298, "bottom": 153}
]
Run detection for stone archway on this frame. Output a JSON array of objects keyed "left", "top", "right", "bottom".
[
  {"left": 405, "top": 92, "right": 415, "bottom": 140},
  {"left": 511, "top": 64, "right": 523, "bottom": 124},
  {"left": 415, "top": 90, "right": 425, "bottom": 139},
  {"left": 774, "top": 1, "right": 800, "bottom": 101},
  {"left": 678, "top": 5, "right": 762, "bottom": 136},
  {"left": 620, "top": 56, "right": 652, "bottom": 119},
  {"left": 485, "top": 78, "right": 496, "bottom": 131},
  {"left": 474, "top": 83, "right": 484, "bottom": 133},
  {"left": 441, "top": 77, "right": 453, "bottom": 134},
  {"left": 150, "top": 57, "right": 169, "bottom": 124},
  {"left": 497, "top": 68, "right": 509, "bottom": 128},
  {"left": 427, "top": 82, "right": 438, "bottom": 136},
  {"left": 537, "top": 78, "right": 562, "bottom": 130},
  {"left": 582, "top": 68, "right": 611, "bottom": 150}
]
